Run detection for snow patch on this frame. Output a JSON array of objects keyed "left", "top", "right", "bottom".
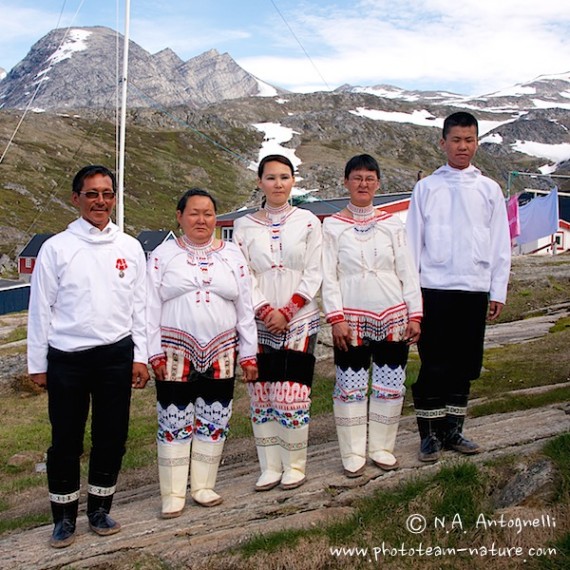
[
  {"left": 489, "top": 85, "right": 536, "bottom": 97},
  {"left": 480, "top": 133, "right": 503, "bottom": 144},
  {"left": 531, "top": 99, "right": 570, "bottom": 110},
  {"left": 352, "top": 86, "right": 420, "bottom": 102},
  {"left": 349, "top": 107, "right": 511, "bottom": 136},
  {"left": 255, "top": 79, "right": 278, "bottom": 97},
  {"left": 511, "top": 140, "right": 570, "bottom": 163},
  {"left": 251, "top": 122, "right": 301, "bottom": 172},
  {"left": 349, "top": 107, "right": 441, "bottom": 128},
  {"left": 48, "top": 29, "right": 92, "bottom": 65},
  {"left": 539, "top": 163, "right": 558, "bottom": 175},
  {"left": 251, "top": 122, "right": 310, "bottom": 193}
]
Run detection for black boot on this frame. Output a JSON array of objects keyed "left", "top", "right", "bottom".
[
  {"left": 87, "top": 491, "right": 121, "bottom": 536},
  {"left": 443, "top": 414, "right": 481, "bottom": 454},
  {"left": 416, "top": 416, "right": 444, "bottom": 463},
  {"left": 49, "top": 500, "right": 78, "bottom": 548}
]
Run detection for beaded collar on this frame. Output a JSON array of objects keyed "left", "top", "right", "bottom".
[
  {"left": 347, "top": 202, "right": 375, "bottom": 222},
  {"left": 180, "top": 234, "right": 215, "bottom": 252},
  {"left": 262, "top": 203, "right": 291, "bottom": 271},
  {"left": 263, "top": 202, "right": 291, "bottom": 221},
  {"left": 178, "top": 235, "right": 216, "bottom": 288}
]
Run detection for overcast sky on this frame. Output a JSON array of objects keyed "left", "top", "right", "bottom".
[{"left": 1, "top": 0, "right": 569, "bottom": 96}]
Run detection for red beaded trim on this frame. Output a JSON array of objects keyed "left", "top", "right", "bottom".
[
  {"left": 150, "top": 355, "right": 167, "bottom": 372},
  {"left": 326, "top": 313, "right": 346, "bottom": 325},
  {"left": 256, "top": 304, "right": 273, "bottom": 321},
  {"left": 278, "top": 293, "right": 306, "bottom": 322}
]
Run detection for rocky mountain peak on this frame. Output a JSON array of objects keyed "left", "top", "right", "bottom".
[{"left": 0, "top": 26, "right": 282, "bottom": 110}]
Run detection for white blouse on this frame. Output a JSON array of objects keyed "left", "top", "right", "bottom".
[
  {"left": 322, "top": 209, "right": 422, "bottom": 345},
  {"left": 146, "top": 238, "right": 257, "bottom": 377},
  {"left": 233, "top": 207, "right": 322, "bottom": 351}
]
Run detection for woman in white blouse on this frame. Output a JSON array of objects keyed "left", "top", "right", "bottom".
[
  {"left": 233, "top": 155, "right": 322, "bottom": 491},
  {"left": 147, "top": 188, "right": 258, "bottom": 517},
  {"left": 322, "top": 154, "right": 422, "bottom": 477}
]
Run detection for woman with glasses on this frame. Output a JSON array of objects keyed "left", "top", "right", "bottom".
[
  {"left": 322, "top": 154, "right": 422, "bottom": 477},
  {"left": 146, "top": 188, "right": 258, "bottom": 517},
  {"left": 233, "top": 155, "right": 322, "bottom": 492}
]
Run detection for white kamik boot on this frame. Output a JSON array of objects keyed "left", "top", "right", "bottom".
[
  {"left": 157, "top": 441, "right": 190, "bottom": 518},
  {"left": 190, "top": 438, "right": 224, "bottom": 507},
  {"left": 278, "top": 424, "right": 309, "bottom": 490},
  {"left": 334, "top": 400, "right": 368, "bottom": 477},
  {"left": 252, "top": 420, "right": 283, "bottom": 491},
  {"left": 368, "top": 397, "right": 403, "bottom": 471}
]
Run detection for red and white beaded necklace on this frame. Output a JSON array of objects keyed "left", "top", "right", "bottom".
[
  {"left": 347, "top": 202, "right": 376, "bottom": 242},
  {"left": 179, "top": 234, "right": 215, "bottom": 291},
  {"left": 263, "top": 202, "right": 291, "bottom": 270}
]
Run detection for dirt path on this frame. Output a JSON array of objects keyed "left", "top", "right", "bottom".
[{"left": 1, "top": 306, "right": 569, "bottom": 569}]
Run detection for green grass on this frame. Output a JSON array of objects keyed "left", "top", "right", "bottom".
[
  {"left": 470, "top": 385, "right": 570, "bottom": 417},
  {"left": 0, "top": 326, "right": 27, "bottom": 344},
  {"left": 224, "top": 438, "right": 570, "bottom": 569},
  {"left": 470, "top": 324, "right": 570, "bottom": 401},
  {"left": 549, "top": 316, "right": 570, "bottom": 333},
  {"left": 542, "top": 433, "right": 570, "bottom": 500},
  {"left": 526, "top": 434, "right": 570, "bottom": 570},
  {"left": 310, "top": 373, "right": 336, "bottom": 416},
  {"left": 226, "top": 446, "right": 569, "bottom": 570},
  {"left": 497, "top": 275, "right": 570, "bottom": 323},
  {"left": 0, "top": 513, "right": 50, "bottom": 535}
]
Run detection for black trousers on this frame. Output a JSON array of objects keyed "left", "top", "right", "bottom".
[
  {"left": 412, "top": 289, "right": 488, "bottom": 412},
  {"left": 46, "top": 336, "right": 134, "bottom": 496},
  {"left": 333, "top": 340, "right": 409, "bottom": 374}
]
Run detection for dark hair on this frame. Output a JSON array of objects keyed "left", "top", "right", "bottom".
[
  {"left": 442, "top": 112, "right": 479, "bottom": 139},
  {"left": 257, "top": 154, "right": 295, "bottom": 178},
  {"left": 176, "top": 188, "right": 217, "bottom": 213},
  {"left": 72, "top": 165, "right": 116, "bottom": 194},
  {"left": 344, "top": 154, "right": 381, "bottom": 179}
]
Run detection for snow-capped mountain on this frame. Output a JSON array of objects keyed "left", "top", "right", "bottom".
[
  {"left": 0, "top": 26, "right": 283, "bottom": 110},
  {"left": 338, "top": 72, "right": 570, "bottom": 113}
]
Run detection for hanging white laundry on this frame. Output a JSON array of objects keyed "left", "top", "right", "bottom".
[{"left": 516, "top": 188, "right": 559, "bottom": 245}]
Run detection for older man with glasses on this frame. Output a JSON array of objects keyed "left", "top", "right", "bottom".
[{"left": 27, "top": 164, "right": 149, "bottom": 548}]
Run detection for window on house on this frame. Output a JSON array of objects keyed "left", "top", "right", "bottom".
[{"left": 221, "top": 227, "right": 234, "bottom": 242}]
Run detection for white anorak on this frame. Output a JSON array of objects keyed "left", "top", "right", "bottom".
[
  {"left": 27, "top": 218, "right": 148, "bottom": 374},
  {"left": 322, "top": 209, "right": 422, "bottom": 345},
  {"left": 406, "top": 164, "right": 511, "bottom": 303},
  {"left": 146, "top": 238, "right": 257, "bottom": 374},
  {"left": 233, "top": 207, "right": 322, "bottom": 350}
]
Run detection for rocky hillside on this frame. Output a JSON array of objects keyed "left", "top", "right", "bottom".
[
  {"left": 339, "top": 71, "right": 570, "bottom": 111},
  {"left": 1, "top": 90, "right": 570, "bottom": 275},
  {"left": 0, "top": 27, "right": 281, "bottom": 110},
  {"left": 0, "top": 28, "right": 569, "bottom": 276}
]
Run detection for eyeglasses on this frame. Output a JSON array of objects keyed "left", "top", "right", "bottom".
[
  {"left": 348, "top": 176, "right": 378, "bottom": 185},
  {"left": 79, "top": 191, "right": 116, "bottom": 200}
]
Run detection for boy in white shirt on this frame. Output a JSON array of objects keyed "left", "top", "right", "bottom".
[{"left": 406, "top": 112, "right": 511, "bottom": 463}]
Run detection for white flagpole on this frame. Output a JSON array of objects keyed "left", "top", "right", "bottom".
[{"left": 117, "top": 0, "right": 131, "bottom": 231}]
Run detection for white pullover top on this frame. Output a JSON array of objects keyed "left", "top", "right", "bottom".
[
  {"left": 27, "top": 218, "right": 148, "bottom": 374},
  {"left": 406, "top": 164, "right": 511, "bottom": 303},
  {"left": 233, "top": 207, "right": 322, "bottom": 351},
  {"left": 322, "top": 209, "right": 422, "bottom": 345},
  {"left": 146, "top": 238, "right": 258, "bottom": 374}
]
